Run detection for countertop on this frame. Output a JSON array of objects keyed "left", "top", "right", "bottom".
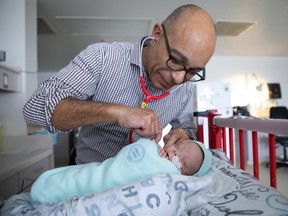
[{"left": 0, "top": 134, "right": 54, "bottom": 181}]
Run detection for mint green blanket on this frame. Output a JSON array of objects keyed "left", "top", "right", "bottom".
[{"left": 31, "top": 138, "right": 180, "bottom": 203}]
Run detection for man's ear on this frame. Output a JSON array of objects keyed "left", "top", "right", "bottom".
[{"left": 151, "top": 23, "right": 163, "bottom": 39}]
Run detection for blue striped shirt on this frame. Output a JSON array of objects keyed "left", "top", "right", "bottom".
[{"left": 23, "top": 38, "right": 198, "bottom": 163}]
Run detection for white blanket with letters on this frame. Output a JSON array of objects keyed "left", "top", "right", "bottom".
[{"left": 1, "top": 157, "right": 239, "bottom": 216}]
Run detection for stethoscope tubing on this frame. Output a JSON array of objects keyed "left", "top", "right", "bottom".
[
  {"left": 128, "top": 36, "right": 181, "bottom": 143},
  {"left": 140, "top": 76, "right": 170, "bottom": 105},
  {"left": 129, "top": 75, "right": 170, "bottom": 143}
]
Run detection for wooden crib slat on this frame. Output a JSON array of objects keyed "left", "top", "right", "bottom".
[
  {"left": 239, "top": 129, "right": 245, "bottom": 170},
  {"left": 269, "top": 134, "right": 277, "bottom": 188},
  {"left": 229, "top": 128, "right": 234, "bottom": 165},
  {"left": 198, "top": 124, "right": 204, "bottom": 143},
  {"left": 221, "top": 127, "right": 227, "bottom": 154},
  {"left": 252, "top": 131, "right": 259, "bottom": 179}
]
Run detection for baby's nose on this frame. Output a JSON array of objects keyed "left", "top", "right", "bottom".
[{"left": 167, "top": 151, "right": 176, "bottom": 160}]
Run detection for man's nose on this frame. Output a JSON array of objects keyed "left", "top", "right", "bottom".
[{"left": 170, "top": 70, "right": 186, "bottom": 84}]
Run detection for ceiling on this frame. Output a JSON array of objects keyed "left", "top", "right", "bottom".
[{"left": 37, "top": 0, "right": 288, "bottom": 72}]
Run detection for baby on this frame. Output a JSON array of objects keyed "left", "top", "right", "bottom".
[
  {"left": 31, "top": 138, "right": 212, "bottom": 204},
  {"left": 159, "top": 139, "right": 212, "bottom": 176}
]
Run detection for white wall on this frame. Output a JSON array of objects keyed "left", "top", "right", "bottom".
[
  {"left": 206, "top": 56, "right": 288, "bottom": 117},
  {"left": 0, "top": 0, "right": 37, "bottom": 136}
]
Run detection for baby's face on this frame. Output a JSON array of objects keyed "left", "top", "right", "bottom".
[{"left": 164, "top": 140, "right": 203, "bottom": 175}]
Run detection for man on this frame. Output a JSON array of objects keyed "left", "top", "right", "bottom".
[{"left": 23, "top": 4, "right": 216, "bottom": 164}]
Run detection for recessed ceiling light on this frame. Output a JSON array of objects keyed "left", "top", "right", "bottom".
[
  {"left": 37, "top": 17, "right": 55, "bottom": 35},
  {"left": 216, "top": 21, "right": 255, "bottom": 36}
]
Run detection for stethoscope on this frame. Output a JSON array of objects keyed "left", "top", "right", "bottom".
[{"left": 129, "top": 36, "right": 180, "bottom": 143}]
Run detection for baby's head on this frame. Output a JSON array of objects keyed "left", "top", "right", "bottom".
[{"left": 163, "top": 140, "right": 212, "bottom": 176}]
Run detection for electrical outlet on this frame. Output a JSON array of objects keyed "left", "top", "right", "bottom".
[{"left": 0, "top": 51, "right": 6, "bottom": 61}]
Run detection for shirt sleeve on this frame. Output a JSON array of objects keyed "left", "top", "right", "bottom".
[{"left": 23, "top": 44, "right": 103, "bottom": 133}]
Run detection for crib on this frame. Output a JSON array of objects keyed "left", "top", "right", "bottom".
[
  {"left": 1, "top": 110, "right": 288, "bottom": 215},
  {"left": 195, "top": 109, "right": 288, "bottom": 189}
]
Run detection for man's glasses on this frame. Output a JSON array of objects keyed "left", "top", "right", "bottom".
[{"left": 161, "top": 25, "right": 205, "bottom": 82}]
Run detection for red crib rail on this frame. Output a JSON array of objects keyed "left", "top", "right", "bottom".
[{"left": 196, "top": 110, "right": 288, "bottom": 189}]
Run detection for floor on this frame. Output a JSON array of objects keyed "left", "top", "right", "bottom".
[{"left": 244, "top": 163, "right": 288, "bottom": 197}]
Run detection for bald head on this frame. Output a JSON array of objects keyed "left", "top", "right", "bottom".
[
  {"left": 162, "top": 5, "right": 202, "bottom": 26},
  {"left": 143, "top": 4, "right": 216, "bottom": 90},
  {"left": 162, "top": 4, "right": 215, "bottom": 33},
  {"left": 162, "top": 4, "right": 216, "bottom": 67}
]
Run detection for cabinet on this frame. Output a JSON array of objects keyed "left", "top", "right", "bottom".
[
  {"left": 19, "top": 156, "right": 51, "bottom": 193},
  {"left": 0, "top": 150, "right": 53, "bottom": 199},
  {"left": 0, "top": 135, "right": 54, "bottom": 199},
  {"left": 0, "top": 175, "right": 18, "bottom": 200}
]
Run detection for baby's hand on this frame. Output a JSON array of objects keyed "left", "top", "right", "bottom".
[{"left": 158, "top": 145, "right": 168, "bottom": 159}]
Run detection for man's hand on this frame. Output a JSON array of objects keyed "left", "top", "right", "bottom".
[
  {"left": 163, "top": 128, "right": 190, "bottom": 147},
  {"left": 117, "top": 106, "right": 163, "bottom": 143}
]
